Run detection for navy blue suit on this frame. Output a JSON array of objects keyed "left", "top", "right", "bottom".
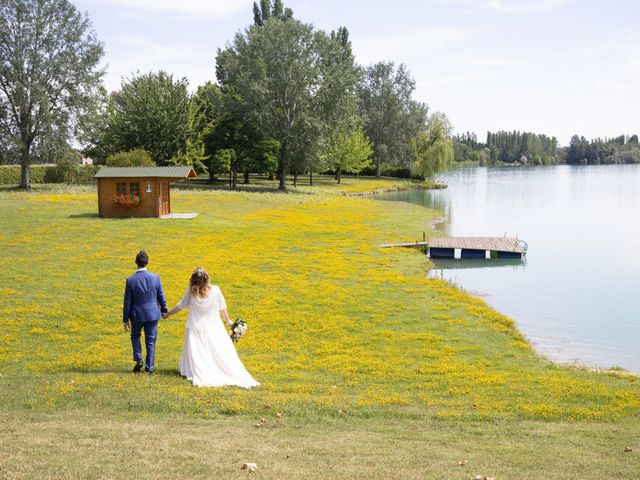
[{"left": 123, "top": 269, "right": 168, "bottom": 372}]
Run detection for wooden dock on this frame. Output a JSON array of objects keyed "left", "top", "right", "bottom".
[
  {"left": 380, "top": 236, "right": 528, "bottom": 259},
  {"left": 380, "top": 241, "right": 429, "bottom": 248},
  {"left": 429, "top": 236, "right": 527, "bottom": 259}
]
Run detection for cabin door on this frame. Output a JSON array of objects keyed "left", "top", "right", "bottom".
[{"left": 160, "top": 182, "right": 169, "bottom": 215}]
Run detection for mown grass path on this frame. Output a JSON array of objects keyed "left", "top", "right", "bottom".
[{"left": 0, "top": 185, "right": 638, "bottom": 478}]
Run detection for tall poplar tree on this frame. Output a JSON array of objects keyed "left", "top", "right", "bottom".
[
  {"left": 253, "top": 0, "right": 292, "bottom": 26},
  {"left": 217, "top": 16, "right": 324, "bottom": 190}
]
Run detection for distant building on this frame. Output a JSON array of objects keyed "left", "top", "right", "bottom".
[{"left": 81, "top": 156, "right": 93, "bottom": 165}]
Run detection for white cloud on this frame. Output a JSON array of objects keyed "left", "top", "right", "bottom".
[
  {"left": 450, "top": 0, "right": 572, "bottom": 14},
  {"left": 621, "top": 39, "right": 640, "bottom": 79},
  {"left": 467, "top": 55, "right": 522, "bottom": 67},
  {"left": 417, "top": 70, "right": 494, "bottom": 89},
  {"left": 103, "top": 35, "right": 214, "bottom": 91},
  {"left": 90, "top": 0, "right": 247, "bottom": 19},
  {"left": 353, "top": 28, "right": 467, "bottom": 65},
  {"left": 593, "top": 79, "right": 633, "bottom": 90},
  {"left": 486, "top": 0, "right": 572, "bottom": 13}
]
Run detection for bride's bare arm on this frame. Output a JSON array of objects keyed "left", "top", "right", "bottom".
[
  {"left": 164, "top": 287, "right": 191, "bottom": 318},
  {"left": 220, "top": 309, "right": 233, "bottom": 327},
  {"left": 163, "top": 305, "right": 182, "bottom": 318}
]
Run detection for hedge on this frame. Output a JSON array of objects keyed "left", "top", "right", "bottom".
[{"left": 0, "top": 165, "right": 99, "bottom": 185}]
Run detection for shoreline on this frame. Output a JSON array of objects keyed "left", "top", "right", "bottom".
[{"left": 342, "top": 182, "right": 447, "bottom": 197}]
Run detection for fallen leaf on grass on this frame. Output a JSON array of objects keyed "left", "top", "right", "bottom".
[
  {"left": 624, "top": 447, "right": 633, "bottom": 452},
  {"left": 241, "top": 463, "right": 258, "bottom": 472},
  {"left": 255, "top": 418, "right": 268, "bottom": 427}
]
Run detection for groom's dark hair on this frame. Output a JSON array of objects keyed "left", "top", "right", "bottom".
[{"left": 135, "top": 250, "right": 149, "bottom": 268}]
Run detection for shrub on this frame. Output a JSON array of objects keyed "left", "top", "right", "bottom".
[
  {"left": 44, "top": 163, "right": 100, "bottom": 184},
  {"left": 0, "top": 165, "right": 48, "bottom": 184},
  {"left": 105, "top": 149, "right": 155, "bottom": 167},
  {"left": 357, "top": 165, "right": 416, "bottom": 179},
  {"left": 0, "top": 165, "right": 98, "bottom": 185}
]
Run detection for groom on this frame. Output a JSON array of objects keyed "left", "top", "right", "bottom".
[{"left": 122, "top": 250, "right": 168, "bottom": 374}]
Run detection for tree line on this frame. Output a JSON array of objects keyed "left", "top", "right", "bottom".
[
  {"left": 453, "top": 131, "right": 559, "bottom": 166},
  {"left": 565, "top": 134, "right": 640, "bottom": 165},
  {"left": 0, "top": 0, "right": 454, "bottom": 189},
  {"left": 453, "top": 131, "right": 640, "bottom": 166}
]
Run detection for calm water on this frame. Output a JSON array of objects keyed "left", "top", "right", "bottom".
[{"left": 379, "top": 165, "right": 640, "bottom": 372}]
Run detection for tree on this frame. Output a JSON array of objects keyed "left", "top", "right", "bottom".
[
  {"left": 209, "top": 148, "right": 233, "bottom": 181},
  {"left": 168, "top": 94, "right": 212, "bottom": 174},
  {"left": 566, "top": 135, "right": 589, "bottom": 164},
  {"left": 0, "top": 0, "right": 105, "bottom": 188},
  {"left": 253, "top": 0, "right": 292, "bottom": 26},
  {"left": 204, "top": 86, "right": 279, "bottom": 189},
  {"left": 105, "top": 148, "right": 155, "bottom": 167},
  {"left": 98, "top": 71, "right": 189, "bottom": 165},
  {"left": 358, "top": 62, "right": 426, "bottom": 177},
  {"left": 217, "top": 16, "right": 326, "bottom": 190},
  {"left": 325, "top": 127, "right": 372, "bottom": 183},
  {"left": 316, "top": 26, "right": 361, "bottom": 183},
  {"left": 410, "top": 113, "right": 454, "bottom": 179},
  {"left": 483, "top": 130, "right": 558, "bottom": 165},
  {"left": 242, "top": 138, "right": 279, "bottom": 184}
]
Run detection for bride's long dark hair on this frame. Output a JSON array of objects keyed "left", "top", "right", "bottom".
[{"left": 189, "top": 267, "right": 211, "bottom": 298}]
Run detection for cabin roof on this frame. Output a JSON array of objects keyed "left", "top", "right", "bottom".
[{"left": 94, "top": 166, "right": 197, "bottom": 179}]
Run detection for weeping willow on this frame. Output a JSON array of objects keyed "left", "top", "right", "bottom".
[{"left": 410, "top": 114, "right": 454, "bottom": 179}]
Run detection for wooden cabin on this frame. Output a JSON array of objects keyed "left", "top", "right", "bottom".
[{"left": 94, "top": 166, "right": 197, "bottom": 218}]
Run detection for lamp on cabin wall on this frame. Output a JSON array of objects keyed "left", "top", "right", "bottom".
[{"left": 146, "top": 181, "right": 152, "bottom": 193}]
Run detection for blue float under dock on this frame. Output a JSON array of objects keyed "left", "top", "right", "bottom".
[{"left": 428, "top": 237, "right": 527, "bottom": 259}]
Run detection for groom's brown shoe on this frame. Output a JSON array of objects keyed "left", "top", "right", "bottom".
[{"left": 133, "top": 361, "right": 143, "bottom": 373}]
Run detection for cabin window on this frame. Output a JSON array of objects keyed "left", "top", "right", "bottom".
[
  {"left": 116, "top": 182, "right": 127, "bottom": 195},
  {"left": 129, "top": 182, "right": 140, "bottom": 196}
]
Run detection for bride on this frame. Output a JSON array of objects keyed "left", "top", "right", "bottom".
[{"left": 163, "top": 267, "right": 259, "bottom": 388}]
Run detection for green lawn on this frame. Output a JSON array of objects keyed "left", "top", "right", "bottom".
[
  {"left": 178, "top": 173, "right": 444, "bottom": 194},
  {"left": 0, "top": 184, "right": 638, "bottom": 478}
]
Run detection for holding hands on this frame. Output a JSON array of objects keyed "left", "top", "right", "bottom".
[{"left": 163, "top": 305, "right": 181, "bottom": 319}]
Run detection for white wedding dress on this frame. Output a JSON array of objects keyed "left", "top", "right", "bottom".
[{"left": 177, "top": 286, "right": 259, "bottom": 388}]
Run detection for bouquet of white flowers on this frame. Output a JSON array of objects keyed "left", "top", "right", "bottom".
[{"left": 230, "top": 317, "right": 247, "bottom": 342}]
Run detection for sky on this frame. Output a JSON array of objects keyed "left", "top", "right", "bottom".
[{"left": 72, "top": 0, "right": 640, "bottom": 146}]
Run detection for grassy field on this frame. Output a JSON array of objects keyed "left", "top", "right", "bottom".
[{"left": 0, "top": 182, "right": 638, "bottom": 478}]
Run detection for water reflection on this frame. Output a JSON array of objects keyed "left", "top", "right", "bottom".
[
  {"left": 430, "top": 258, "right": 527, "bottom": 272},
  {"left": 378, "top": 188, "right": 452, "bottom": 232}
]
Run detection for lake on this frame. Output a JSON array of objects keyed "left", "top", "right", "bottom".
[{"left": 378, "top": 165, "right": 640, "bottom": 372}]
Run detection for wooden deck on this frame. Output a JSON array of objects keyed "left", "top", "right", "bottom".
[
  {"left": 380, "top": 241, "right": 429, "bottom": 248},
  {"left": 428, "top": 237, "right": 526, "bottom": 253}
]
